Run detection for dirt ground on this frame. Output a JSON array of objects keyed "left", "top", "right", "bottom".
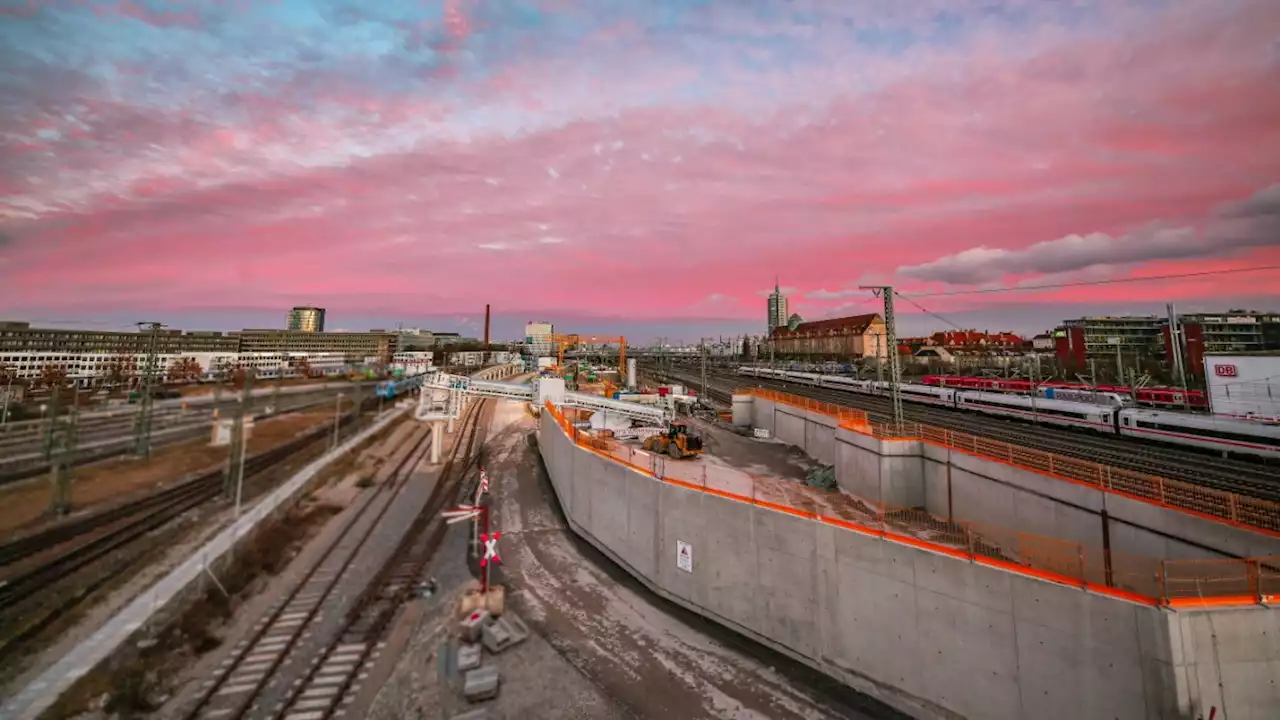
[
  {"left": 367, "top": 401, "right": 905, "bottom": 720},
  {"left": 0, "top": 403, "right": 354, "bottom": 538}
]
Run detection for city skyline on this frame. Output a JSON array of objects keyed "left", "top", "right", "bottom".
[{"left": 2, "top": 1, "right": 1279, "bottom": 332}]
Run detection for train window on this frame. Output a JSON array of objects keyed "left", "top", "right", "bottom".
[
  {"left": 963, "top": 397, "right": 1093, "bottom": 420},
  {"left": 1123, "top": 417, "right": 1131, "bottom": 427},
  {"left": 1134, "top": 420, "right": 1280, "bottom": 447}
]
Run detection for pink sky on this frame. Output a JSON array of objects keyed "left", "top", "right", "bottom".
[{"left": 0, "top": 1, "right": 1278, "bottom": 338}]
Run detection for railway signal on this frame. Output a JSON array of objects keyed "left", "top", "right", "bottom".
[{"left": 480, "top": 531, "right": 501, "bottom": 594}]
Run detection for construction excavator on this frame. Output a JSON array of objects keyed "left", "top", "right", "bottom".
[{"left": 642, "top": 422, "right": 705, "bottom": 460}]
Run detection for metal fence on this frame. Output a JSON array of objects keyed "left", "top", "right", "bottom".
[
  {"left": 547, "top": 402, "right": 1280, "bottom": 608},
  {"left": 741, "top": 387, "right": 1280, "bottom": 536}
]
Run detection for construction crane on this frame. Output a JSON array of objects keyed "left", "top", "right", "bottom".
[{"left": 552, "top": 334, "right": 627, "bottom": 378}]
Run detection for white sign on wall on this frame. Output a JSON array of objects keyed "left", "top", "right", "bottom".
[
  {"left": 676, "top": 540, "right": 693, "bottom": 573},
  {"left": 753, "top": 428, "right": 770, "bottom": 439}
]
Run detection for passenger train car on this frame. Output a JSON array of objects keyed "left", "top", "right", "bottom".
[
  {"left": 921, "top": 374, "right": 1210, "bottom": 410},
  {"left": 737, "top": 367, "right": 1280, "bottom": 460},
  {"left": 374, "top": 376, "right": 425, "bottom": 400}
]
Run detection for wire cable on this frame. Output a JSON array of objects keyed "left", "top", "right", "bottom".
[{"left": 903, "top": 264, "right": 1280, "bottom": 298}]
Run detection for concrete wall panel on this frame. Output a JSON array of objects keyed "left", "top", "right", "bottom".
[
  {"left": 622, "top": 473, "right": 660, "bottom": 582},
  {"left": 835, "top": 436, "right": 882, "bottom": 501},
  {"left": 804, "top": 422, "right": 836, "bottom": 465},
  {"left": 752, "top": 398, "right": 776, "bottom": 437},
  {"left": 915, "top": 585, "right": 1021, "bottom": 720},
  {"left": 698, "top": 493, "right": 757, "bottom": 630},
  {"left": 752, "top": 510, "right": 819, "bottom": 657},
  {"left": 775, "top": 410, "right": 807, "bottom": 449}
]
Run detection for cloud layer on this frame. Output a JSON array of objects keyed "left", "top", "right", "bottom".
[{"left": 1, "top": 0, "right": 1279, "bottom": 336}]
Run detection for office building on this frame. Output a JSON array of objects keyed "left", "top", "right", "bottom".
[
  {"left": 525, "top": 321, "right": 554, "bottom": 357},
  {"left": 766, "top": 280, "right": 789, "bottom": 334},
  {"left": 0, "top": 321, "right": 238, "bottom": 355},
  {"left": 286, "top": 306, "right": 326, "bottom": 332},
  {"left": 236, "top": 329, "right": 397, "bottom": 362}
]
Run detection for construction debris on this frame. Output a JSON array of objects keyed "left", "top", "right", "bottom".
[
  {"left": 480, "top": 614, "right": 529, "bottom": 655},
  {"left": 805, "top": 465, "right": 837, "bottom": 491},
  {"left": 456, "top": 643, "right": 482, "bottom": 672},
  {"left": 463, "top": 666, "right": 501, "bottom": 702}
]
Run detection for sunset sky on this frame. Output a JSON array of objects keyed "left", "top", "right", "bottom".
[{"left": 1, "top": 0, "right": 1278, "bottom": 341}]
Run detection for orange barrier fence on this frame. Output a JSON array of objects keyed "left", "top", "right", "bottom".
[
  {"left": 545, "top": 401, "right": 1279, "bottom": 608},
  {"left": 740, "top": 387, "right": 1280, "bottom": 537}
]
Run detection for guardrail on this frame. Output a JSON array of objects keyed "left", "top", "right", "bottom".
[
  {"left": 548, "top": 401, "right": 1280, "bottom": 609},
  {"left": 743, "top": 387, "right": 1280, "bottom": 537}
]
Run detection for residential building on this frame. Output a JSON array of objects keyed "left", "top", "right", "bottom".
[
  {"left": 235, "top": 329, "right": 397, "bottom": 362},
  {"left": 1054, "top": 316, "right": 1166, "bottom": 371},
  {"left": 1031, "top": 334, "right": 1055, "bottom": 351},
  {"left": 286, "top": 306, "right": 326, "bottom": 332},
  {"left": 769, "top": 313, "right": 888, "bottom": 359},
  {"left": 1167, "top": 311, "right": 1280, "bottom": 377},
  {"left": 766, "top": 280, "right": 789, "bottom": 334}
]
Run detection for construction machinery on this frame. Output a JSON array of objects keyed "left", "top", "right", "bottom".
[{"left": 642, "top": 422, "right": 704, "bottom": 459}]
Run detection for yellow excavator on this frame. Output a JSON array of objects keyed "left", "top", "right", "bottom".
[{"left": 643, "top": 422, "right": 705, "bottom": 460}]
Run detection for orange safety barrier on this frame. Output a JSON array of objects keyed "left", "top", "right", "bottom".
[
  {"left": 738, "top": 387, "right": 1280, "bottom": 538},
  {"left": 542, "top": 400, "right": 1277, "bottom": 608}
]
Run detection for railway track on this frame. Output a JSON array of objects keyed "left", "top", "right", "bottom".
[
  {"left": 0, "top": 405, "right": 376, "bottom": 663},
  {"left": 181, "top": 398, "right": 489, "bottom": 720},
  {"left": 275, "top": 398, "right": 492, "bottom": 720},
  {"left": 658, "top": 368, "right": 1280, "bottom": 501},
  {"left": 0, "top": 389, "right": 363, "bottom": 486}
]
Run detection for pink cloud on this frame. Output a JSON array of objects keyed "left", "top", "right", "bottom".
[{"left": 2, "top": 1, "right": 1279, "bottom": 332}]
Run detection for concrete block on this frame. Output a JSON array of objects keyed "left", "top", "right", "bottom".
[
  {"left": 450, "top": 709, "right": 493, "bottom": 720},
  {"left": 456, "top": 642, "right": 482, "bottom": 672},
  {"left": 463, "top": 665, "right": 501, "bottom": 702},
  {"left": 460, "top": 609, "right": 491, "bottom": 643},
  {"left": 481, "top": 613, "right": 530, "bottom": 655}
]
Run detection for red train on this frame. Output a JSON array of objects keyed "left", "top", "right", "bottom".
[{"left": 919, "top": 375, "right": 1209, "bottom": 409}]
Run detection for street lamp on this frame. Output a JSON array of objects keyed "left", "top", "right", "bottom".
[{"left": 331, "top": 392, "right": 345, "bottom": 449}]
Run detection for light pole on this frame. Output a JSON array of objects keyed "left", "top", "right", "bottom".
[
  {"left": 331, "top": 392, "right": 345, "bottom": 449},
  {"left": 1, "top": 376, "right": 12, "bottom": 426}
]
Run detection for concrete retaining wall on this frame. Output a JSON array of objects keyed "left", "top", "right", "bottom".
[
  {"left": 752, "top": 397, "right": 1280, "bottom": 564},
  {"left": 2, "top": 409, "right": 408, "bottom": 720},
  {"left": 537, "top": 411, "right": 1280, "bottom": 720}
]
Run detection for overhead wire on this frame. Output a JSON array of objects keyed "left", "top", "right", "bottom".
[{"left": 901, "top": 264, "right": 1280, "bottom": 298}]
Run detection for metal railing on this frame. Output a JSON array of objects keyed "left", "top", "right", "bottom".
[
  {"left": 547, "top": 402, "right": 1280, "bottom": 608},
  {"left": 740, "top": 387, "right": 1280, "bottom": 537}
]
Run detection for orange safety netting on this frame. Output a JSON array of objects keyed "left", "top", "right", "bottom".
[{"left": 738, "top": 387, "right": 1280, "bottom": 537}]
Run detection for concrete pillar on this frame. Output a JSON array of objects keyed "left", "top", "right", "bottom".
[
  {"left": 431, "top": 422, "right": 443, "bottom": 463},
  {"left": 448, "top": 417, "right": 455, "bottom": 434}
]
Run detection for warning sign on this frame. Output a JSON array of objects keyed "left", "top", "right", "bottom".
[{"left": 676, "top": 540, "right": 693, "bottom": 573}]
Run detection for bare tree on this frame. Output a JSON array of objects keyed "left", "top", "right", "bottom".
[
  {"left": 35, "top": 364, "right": 70, "bottom": 391},
  {"left": 102, "top": 354, "right": 138, "bottom": 388},
  {"left": 166, "top": 357, "right": 204, "bottom": 383}
]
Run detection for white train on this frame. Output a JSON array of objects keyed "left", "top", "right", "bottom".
[{"left": 737, "top": 367, "right": 1280, "bottom": 461}]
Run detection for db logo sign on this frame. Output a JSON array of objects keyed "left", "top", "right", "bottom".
[{"left": 1214, "top": 364, "right": 1238, "bottom": 378}]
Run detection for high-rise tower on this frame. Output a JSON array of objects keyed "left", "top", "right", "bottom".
[{"left": 766, "top": 278, "right": 788, "bottom": 334}]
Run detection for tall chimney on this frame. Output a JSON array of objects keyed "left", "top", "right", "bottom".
[{"left": 483, "top": 304, "right": 491, "bottom": 346}]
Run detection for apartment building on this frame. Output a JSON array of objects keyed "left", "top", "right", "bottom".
[
  {"left": 1053, "top": 316, "right": 1166, "bottom": 370},
  {"left": 1055, "top": 311, "right": 1280, "bottom": 378}
]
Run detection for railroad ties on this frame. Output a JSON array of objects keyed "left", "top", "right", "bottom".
[{"left": 182, "top": 424, "right": 433, "bottom": 720}]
